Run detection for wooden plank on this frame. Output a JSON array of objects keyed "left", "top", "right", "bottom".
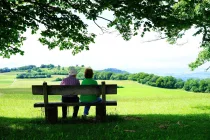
[
  {"left": 46, "top": 107, "right": 58, "bottom": 124},
  {"left": 96, "top": 105, "right": 106, "bottom": 122},
  {"left": 43, "top": 82, "right": 48, "bottom": 121},
  {"left": 97, "top": 82, "right": 106, "bottom": 122},
  {"left": 43, "top": 82, "right": 48, "bottom": 105},
  {"left": 34, "top": 101, "right": 117, "bottom": 107},
  {"left": 32, "top": 85, "right": 117, "bottom": 95},
  {"left": 101, "top": 81, "right": 106, "bottom": 102}
]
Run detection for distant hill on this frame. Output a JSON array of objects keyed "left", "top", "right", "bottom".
[
  {"left": 165, "top": 71, "right": 210, "bottom": 81},
  {"left": 98, "top": 68, "right": 129, "bottom": 74}
]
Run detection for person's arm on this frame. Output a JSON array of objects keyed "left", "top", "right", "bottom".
[
  {"left": 95, "top": 80, "right": 98, "bottom": 85},
  {"left": 77, "top": 79, "right": 80, "bottom": 85},
  {"left": 81, "top": 80, "right": 85, "bottom": 85},
  {"left": 95, "top": 80, "right": 100, "bottom": 97}
]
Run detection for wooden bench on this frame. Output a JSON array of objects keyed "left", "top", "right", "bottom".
[{"left": 32, "top": 81, "right": 117, "bottom": 123}]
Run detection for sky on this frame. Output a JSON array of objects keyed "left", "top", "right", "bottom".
[{"left": 0, "top": 12, "right": 209, "bottom": 74}]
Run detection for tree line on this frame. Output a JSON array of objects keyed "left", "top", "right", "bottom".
[
  {"left": 55, "top": 71, "right": 210, "bottom": 93},
  {"left": 16, "top": 72, "right": 51, "bottom": 79},
  {"left": 128, "top": 73, "right": 210, "bottom": 93},
  {"left": 1, "top": 65, "right": 209, "bottom": 93},
  {"left": 0, "top": 64, "right": 55, "bottom": 73}
]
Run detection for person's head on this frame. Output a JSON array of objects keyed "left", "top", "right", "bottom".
[
  {"left": 84, "top": 68, "right": 93, "bottom": 78},
  {"left": 69, "top": 68, "right": 77, "bottom": 77}
]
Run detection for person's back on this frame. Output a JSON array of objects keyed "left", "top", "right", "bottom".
[
  {"left": 80, "top": 68, "right": 101, "bottom": 118},
  {"left": 61, "top": 75, "right": 79, "bottom": 98},
  {"left": 60, "top": 68, "right": 80, "bottom": 119},
  {"left": 80, "top": 78, "right": 98, "bottom": 102}
]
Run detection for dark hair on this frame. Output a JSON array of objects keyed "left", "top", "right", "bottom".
[{"left": 84, "top": 68, "right": 93, "bottom": 78}]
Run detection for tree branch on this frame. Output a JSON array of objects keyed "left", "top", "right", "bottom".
[
  {"left": 205, "top": 66, "right": 210, "bottom": 71},
  {"left": 97, "top": 16, "right": 113, "bottom": 22},
  {"left": 93, "top": 21, "right": 117, "bottom": 35},
  {"left": 176, "top": 40, "right": 188, "bottom": 46},
  {"left": 202, "top": 26, "right": 207, "bottom": 43},
  {"left": 94, "top": 20, "right": 105, "bottom": 34},
  {"left": 141, "top": 37, "right": 167, "bottom": 43}
]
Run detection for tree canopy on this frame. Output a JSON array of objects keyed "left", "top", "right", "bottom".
[{"left": 1, "top": 0, "right": 210, "bottom": 70}]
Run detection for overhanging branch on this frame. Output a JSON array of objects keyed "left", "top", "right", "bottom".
[
  {"left": 97, "top": 16, "right": 113, "bottom": 22},
  {"left": 141, "top": 37, "right": 167, "bottom": 43},
  {"left": 94, "top": 20, "right": 105, "bottom": 34}
]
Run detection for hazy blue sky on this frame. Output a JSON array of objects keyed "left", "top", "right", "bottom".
[{"left": 0, "top": 12, "right": 209, "bottom": 74}]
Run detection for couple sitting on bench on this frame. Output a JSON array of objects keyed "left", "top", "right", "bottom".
[{"left": 61, "top": 67, "right": 101, "bottom": 119}]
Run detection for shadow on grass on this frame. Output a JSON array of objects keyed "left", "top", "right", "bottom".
[
  {"left": 1, "top": 113, "right": 210, "bottom": 140},
  {"left": 117, "top": 86, "right": 124, "bottom": 88},
  {"left": 193, "top": 105, "right": 210, "bottom": 111}
]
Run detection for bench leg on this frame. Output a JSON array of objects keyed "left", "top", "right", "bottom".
[
  {"left": 96, "top": 105, "right": 106, "bottom": 122},
  {"left": 45, "top": 107, "right": 58, "bottom": 124}
]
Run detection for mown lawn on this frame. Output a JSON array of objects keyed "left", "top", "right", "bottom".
[{"left": 0, "top": 73, "right": 210, "bottom": 140}]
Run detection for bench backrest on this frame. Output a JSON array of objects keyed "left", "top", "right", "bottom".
[{"left": 32, "top": 81, "right": 117, "bottom": 105}]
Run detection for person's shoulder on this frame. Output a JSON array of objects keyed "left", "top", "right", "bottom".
[
  {"left": 62, "top": 77, "right": 67, "bottom": 81},
  {"left": 81, "top": 78, "right": 91, "bottom": 83},
  {"left": 60, "top": 77, "right": 67, "bottom": 85},
  {"left": 62, "top": 76, "right": 72, "bottom": 81},
  {"left": 93, "top": 80, "right": 98, "bottom": 84},
  {"left": 81, "top": 79, "right": 86, "bottom": 85},
  {"left": 90, "top": 79, "right": 97, "bottom": 84},
  {"left": 81, "top": 78, "right": 87, "bottom": 81}
]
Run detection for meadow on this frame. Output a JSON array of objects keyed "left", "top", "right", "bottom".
[{"left": 0, "top": 72, "right": 210, "bottom": 140}]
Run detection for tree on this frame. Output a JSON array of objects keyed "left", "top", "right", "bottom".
[
  {"left": 40, "top": 64, "right": 46, "bottom": 68},
  {"left": 93, "top": 71, "right": 99, "bottom": 80},
  {"left": 184, "top": 79, "right": 200, "bottom": 92},
  {"left": 199, "top": 79, "right": 209, "bottom": 93},
  {"left": 48, "top": 64, "right": 55, "bottom": 69},
  {"left": 205, "top": 79, "right": 210, "bottom": 93},
  {"left": 156, "top": 77, "right": 165, "bottom": 88},
  {"left": 18, "top": 65, "right": 36, "bottom": 70},
  {"left": 143, "top": 74, "right": 154, "bottom": 85},
  {"left": 163, "top": 76, "right": 177, "bottom": 89},
  {"left": 57, "top": 65, "right": 61, "bottom": 70},
  {"left": 77, "top": 71, "right": 84, "bottom": 80},
  {"left": 128, "top": 73, "right": 139, "bottom": 81},
  {"left": 149, "top": 75, "right": 160, "bottom": 86},
  {"left": 110, "top": 73, "right": 126, "bottom": 80},
  {"left": 137, "top": 72, "right": 149, "bottom": 84},
  {"left": 1, "top": 1, "right": 210, "bottom": 70},
  {"left": 174, "top": 79, "right": 185, "bottom": 89},
  {"left": 105, "top": 72, "right": 113, "bottom": 80},
  {"left": 0, "top": 67, "right": 11, "bottom": 73}
]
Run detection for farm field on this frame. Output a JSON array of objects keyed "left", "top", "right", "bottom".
[{"left": 0, "top": 72, "right": 210, "bottom": 140}]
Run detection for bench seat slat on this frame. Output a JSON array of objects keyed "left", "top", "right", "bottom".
[{"left": 34, "top": 101, "right": 117, "bottom": 107}]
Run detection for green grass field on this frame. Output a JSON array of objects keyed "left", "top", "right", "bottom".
[{"left": 0, "top": 73, "right": 210, "bottom": 140}]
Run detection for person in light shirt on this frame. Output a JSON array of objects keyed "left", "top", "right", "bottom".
[{"left": 60, "top": 68, "right": 80, "bottom": 119}]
